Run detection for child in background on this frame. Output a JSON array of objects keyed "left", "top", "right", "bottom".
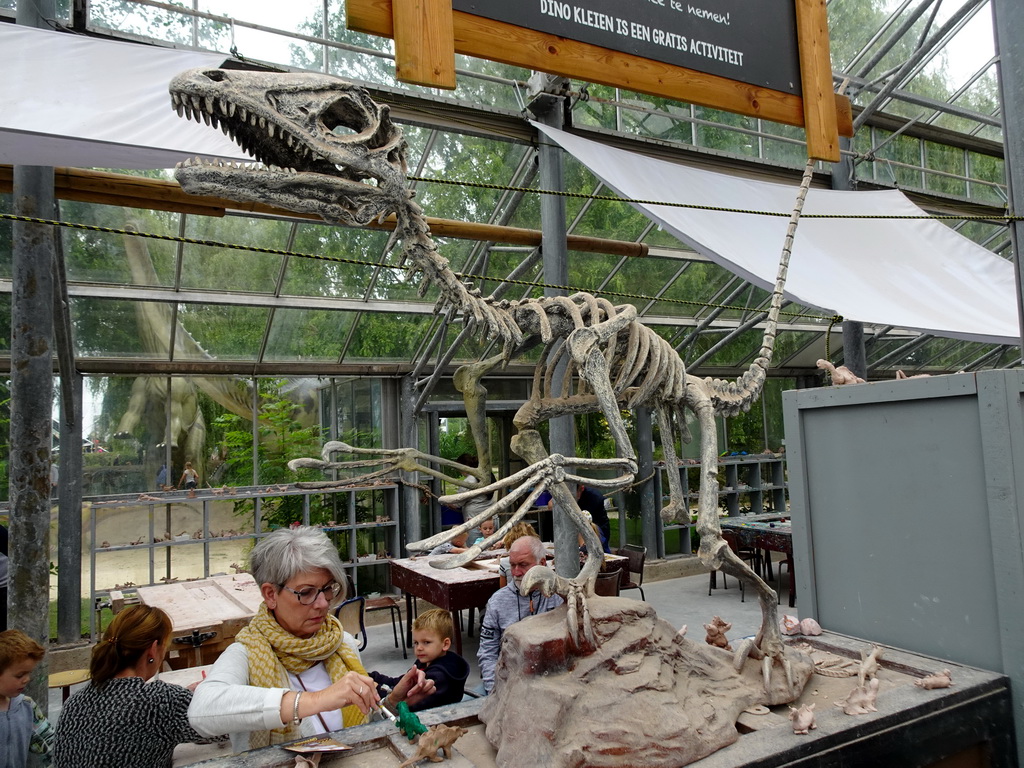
[
  {"left": 429, "top": 528, "right": 469, "bottom": 556},
  {"left": 370, "top": 609, "right": 468, "bottom": 711},
  {"left": 0, "top": 629, "right": 54, "bottom": 767},
  {"left": 472, "top": 517, "right": 498, "bottom": 549}
]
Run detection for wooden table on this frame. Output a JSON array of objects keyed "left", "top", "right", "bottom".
[
  {"left": 389, "top": 555, "right": 500, "bottom": 656},
  {"left": 389, "top": 550, "right": 629, "bottom": 655},
  {"left": 137, "top": 573, "right": 263, "bottom": 667},
  {"left": 719, "top": 514, "right": 795, "bottom": 606}
]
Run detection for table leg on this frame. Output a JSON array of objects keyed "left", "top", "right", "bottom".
[
  {"left": 404, "top": 592, "right": 414, "bottom": 648},
  {"left": 452, "top": 609, "right": 464, "bottom": 657}
]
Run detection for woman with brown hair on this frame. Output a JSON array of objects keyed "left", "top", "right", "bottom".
[{"left": 52, "top": 605, "right": 211, "bottom": 767}]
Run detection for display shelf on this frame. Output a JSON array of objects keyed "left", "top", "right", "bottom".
[
  {"left": 88, "top": 481, "right": 399, "bottom": 638},
  {"left": 657, "top": 454, "right": 788, "bottom": 555}
]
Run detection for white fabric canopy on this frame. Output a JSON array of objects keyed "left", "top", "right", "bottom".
[
  {"left": 536, "top": 123, "right": 1020, "bottom": 345},
  {"left": 0, "top": 25, "right": 246, "bottom": 169}
]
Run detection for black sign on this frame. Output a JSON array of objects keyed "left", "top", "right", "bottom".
[{"left": 451, "top": 0, "right": 802, "bottom": 95}]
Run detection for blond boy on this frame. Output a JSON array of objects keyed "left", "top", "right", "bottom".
[{"left": 370, "top": 609, "right": 468, "bottom": 711}]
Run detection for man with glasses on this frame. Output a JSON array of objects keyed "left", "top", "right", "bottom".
[{"left": 477, "top": 536, "right": 564, "bottom": 695}]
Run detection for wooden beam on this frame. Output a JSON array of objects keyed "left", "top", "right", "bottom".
[
  {"left": 392, "top": 0, "right": 456, "bottom": 88},
  {"left": 795, "top": 0, "right": 840, "bottom": 162},
  {"left": 0, "top": 166, "right": 648, "bottom": 259},
  {"left": 348, "top": 0, "right": 853, "bottom": 138}
]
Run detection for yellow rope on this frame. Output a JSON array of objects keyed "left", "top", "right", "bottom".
[
  {"left": 0, "top": 213, "right": 841, "bottom": 324},
  {"left": 408, "top": 174, "right": 1021, "bottom": 222}
]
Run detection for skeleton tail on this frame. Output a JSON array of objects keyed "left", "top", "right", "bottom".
[{"left": 705, "top": 159, "right": 815, "bottom": 417}]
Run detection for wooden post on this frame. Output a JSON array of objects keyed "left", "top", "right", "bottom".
[
  {"left": 795, "top": 0, "right": 840, "bottom": 162},
  {"left": 392, "top": 0, "right": 456, "bottom": 89}
]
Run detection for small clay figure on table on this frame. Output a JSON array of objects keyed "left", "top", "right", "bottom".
[
  {"left": 789, "top": 703, "right": 816, "bottom": 734},
  {"left": 914, "top": 669, "right": 953, "bottom": 690},
  {"left": 704, "top": 616, "right": 732, "bottom": 651},
  {"left": 398, "top": 724, "right": 468, "bottom": 767}
]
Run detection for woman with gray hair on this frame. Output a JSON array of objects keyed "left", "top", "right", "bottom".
[{"left": 189, "top": 526, "right": 434, "bottom": 752}]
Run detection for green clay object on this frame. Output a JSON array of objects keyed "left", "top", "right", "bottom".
[{"left": 395, "top": 701, "right": 427, "bottom": 741}]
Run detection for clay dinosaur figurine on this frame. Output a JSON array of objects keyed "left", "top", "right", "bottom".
[
  {"left": 914, "top": 669, "right": 953, "bottom": 690},
  {"left": 398, "top": 724, "right": 468, "bottom": 768},
  {"left": 704, "top": 615, "right": 732, "bottom": 651},
  {"left": 857, "top": 644, "right": 884, "bottom": 687},
  {"left": 836, "top": 677, "right": 880, "bottom": 715},
  {"left": 789, "top": 702, "right": 817, "bottom": 734},
  {"left": 816, "top": 358, "right": 866, "bottom": 385}
]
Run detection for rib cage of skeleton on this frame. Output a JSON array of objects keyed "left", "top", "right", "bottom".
[{"left": 170, "top": 66, "right": 814, "bottom": 686}]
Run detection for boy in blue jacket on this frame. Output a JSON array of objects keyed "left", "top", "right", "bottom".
[{"left": 371, "top": 609, "right": 468, "bottom": 711}]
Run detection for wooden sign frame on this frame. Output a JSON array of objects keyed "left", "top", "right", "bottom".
[{"left": 347, "top": 0, "right": 851, "bottom": 161}]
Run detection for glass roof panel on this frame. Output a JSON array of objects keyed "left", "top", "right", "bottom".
[
  {"left": 60, "top": 201, "right": 181, "bottom": 286},
  {"left": 284, "top": 223, "right": 394, "bottom": 299},
  {"left": 343, "top": 313, "right": 432, "bottom": 362},
  {"left": 180, "top": 215, "right": 292, "bottom": 294},
  {"left": 178, "top": 303, "right": 270, "bottom": 361},
  {"left": 71, "top": 298, "right": 168, "bottom": 358},
  {"left": 685, "top": 327, "right": 765, "bottom": 368},
  {"left": 412, "top": 131, "right": 531, "bottom": 224},
  {"left": 263, "top": 307, "right": 354, "bottom": 361},
  {"left": 651, "top": 262, "right": 738, "bottom": 319},
  {"left": 603, "top": 254, "right": 685, "bottom": 308}
]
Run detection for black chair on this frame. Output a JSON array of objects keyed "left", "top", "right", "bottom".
[
  {"left": 594, "top": 568, "right": 622, "bottom": 596},
  {"left": 709, "top": 532, "right": 763, "bottom": 602},
  {"left": 336, "top": 573, "right": 406, "bottom": 659},
  {"left": 365, "top": 593, "right": 407, "bottom": 659},
  {"left": 615, "top": 544, "right": 647, "bottom": 601},
  {"left": 333, "top": 593, "right": 367, "bottom": 648}
]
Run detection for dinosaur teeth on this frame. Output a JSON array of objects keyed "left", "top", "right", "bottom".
[
  {"left": 175, "top": 103, "right": 185, "bottom": 118},
  {"left": 190, "top": 95, "right": 202, "bottom": 111},
  {"left": 218, "top": 98, "right": 228, "bottom": 115},
  {"left": 228, "top": 102, "right": 236, "bottom": 118},
  {"left": 204, "top": 96, "right": 214, "bottom": 114},
  {"left": 267, "top": 123, "right": 275, "bottom": 138},
  {"left": 202, "top": 111, "right": 211, "bottom": 126}
]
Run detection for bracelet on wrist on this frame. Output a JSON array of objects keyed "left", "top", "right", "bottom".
[{"left": 291, "top": 691, "right": 302, "bottom": 726}]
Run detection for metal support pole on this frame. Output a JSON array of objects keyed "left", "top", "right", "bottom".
[
  {"left": 54, "top": 224, "right": 84, "bottom": 644},
  {"left": 530, "top": 75, "right": 577, "bottom": 577},
  {"left": 831, "top": 136, "right": 868, "bottom": 379},
  {"left": 399, "top": 376, "right": 422, "bottom": 555},
  {"left": 13, "top": 1, "right": 56, "bottom": 737},
  {"left": 992, "top": 0, "right": 1024, "bottom": 351},
  {"left": 991, "top": 4, "right": 1024, "bottom": 760},
  {"left": 635, "top": 407, "right": 659, "bottom": 557}
]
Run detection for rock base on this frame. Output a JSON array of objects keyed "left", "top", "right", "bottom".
[{"left": 480, "top": 597, "right": 812, "bottom": 768}]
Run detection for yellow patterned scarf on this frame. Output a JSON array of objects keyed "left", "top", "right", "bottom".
[{"left": 235, "top": 603, "right": 369, "bottom": 749}]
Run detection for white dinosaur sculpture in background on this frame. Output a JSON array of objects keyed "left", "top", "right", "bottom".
[{"left": 168, "top": 66, "right": 812, "bottom": 691}]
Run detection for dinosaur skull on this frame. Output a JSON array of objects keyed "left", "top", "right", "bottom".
[{"left": 170, "top": 67, "right": 408, "bottom": 226}]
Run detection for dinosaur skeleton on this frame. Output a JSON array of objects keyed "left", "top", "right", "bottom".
[{"left": 170, "top": 67, "right": 813, "bottom": 689}]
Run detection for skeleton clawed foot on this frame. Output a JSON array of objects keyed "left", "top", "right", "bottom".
[
  {"left": 733, "top": 628, "right": 795, "bottom": 694},
  {"left": 520, "top": 566, "right": 595, "bottom": 650}
]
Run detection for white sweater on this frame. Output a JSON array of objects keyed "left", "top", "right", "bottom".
[{"left": 187, "top": 633, "right": 361, "bottom": 754}]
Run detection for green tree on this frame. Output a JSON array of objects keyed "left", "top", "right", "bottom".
[{"left": 214, "top": 380, "right": 325, "bottom": 527}]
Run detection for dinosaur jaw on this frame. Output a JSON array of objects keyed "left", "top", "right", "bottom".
[{"left": 169, "top": 67, "right": 407, "bottom": 225}]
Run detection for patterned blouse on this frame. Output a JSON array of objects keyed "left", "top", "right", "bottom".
[{"left": 53, "top": 677, "right": 208, "bottom": 768}]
